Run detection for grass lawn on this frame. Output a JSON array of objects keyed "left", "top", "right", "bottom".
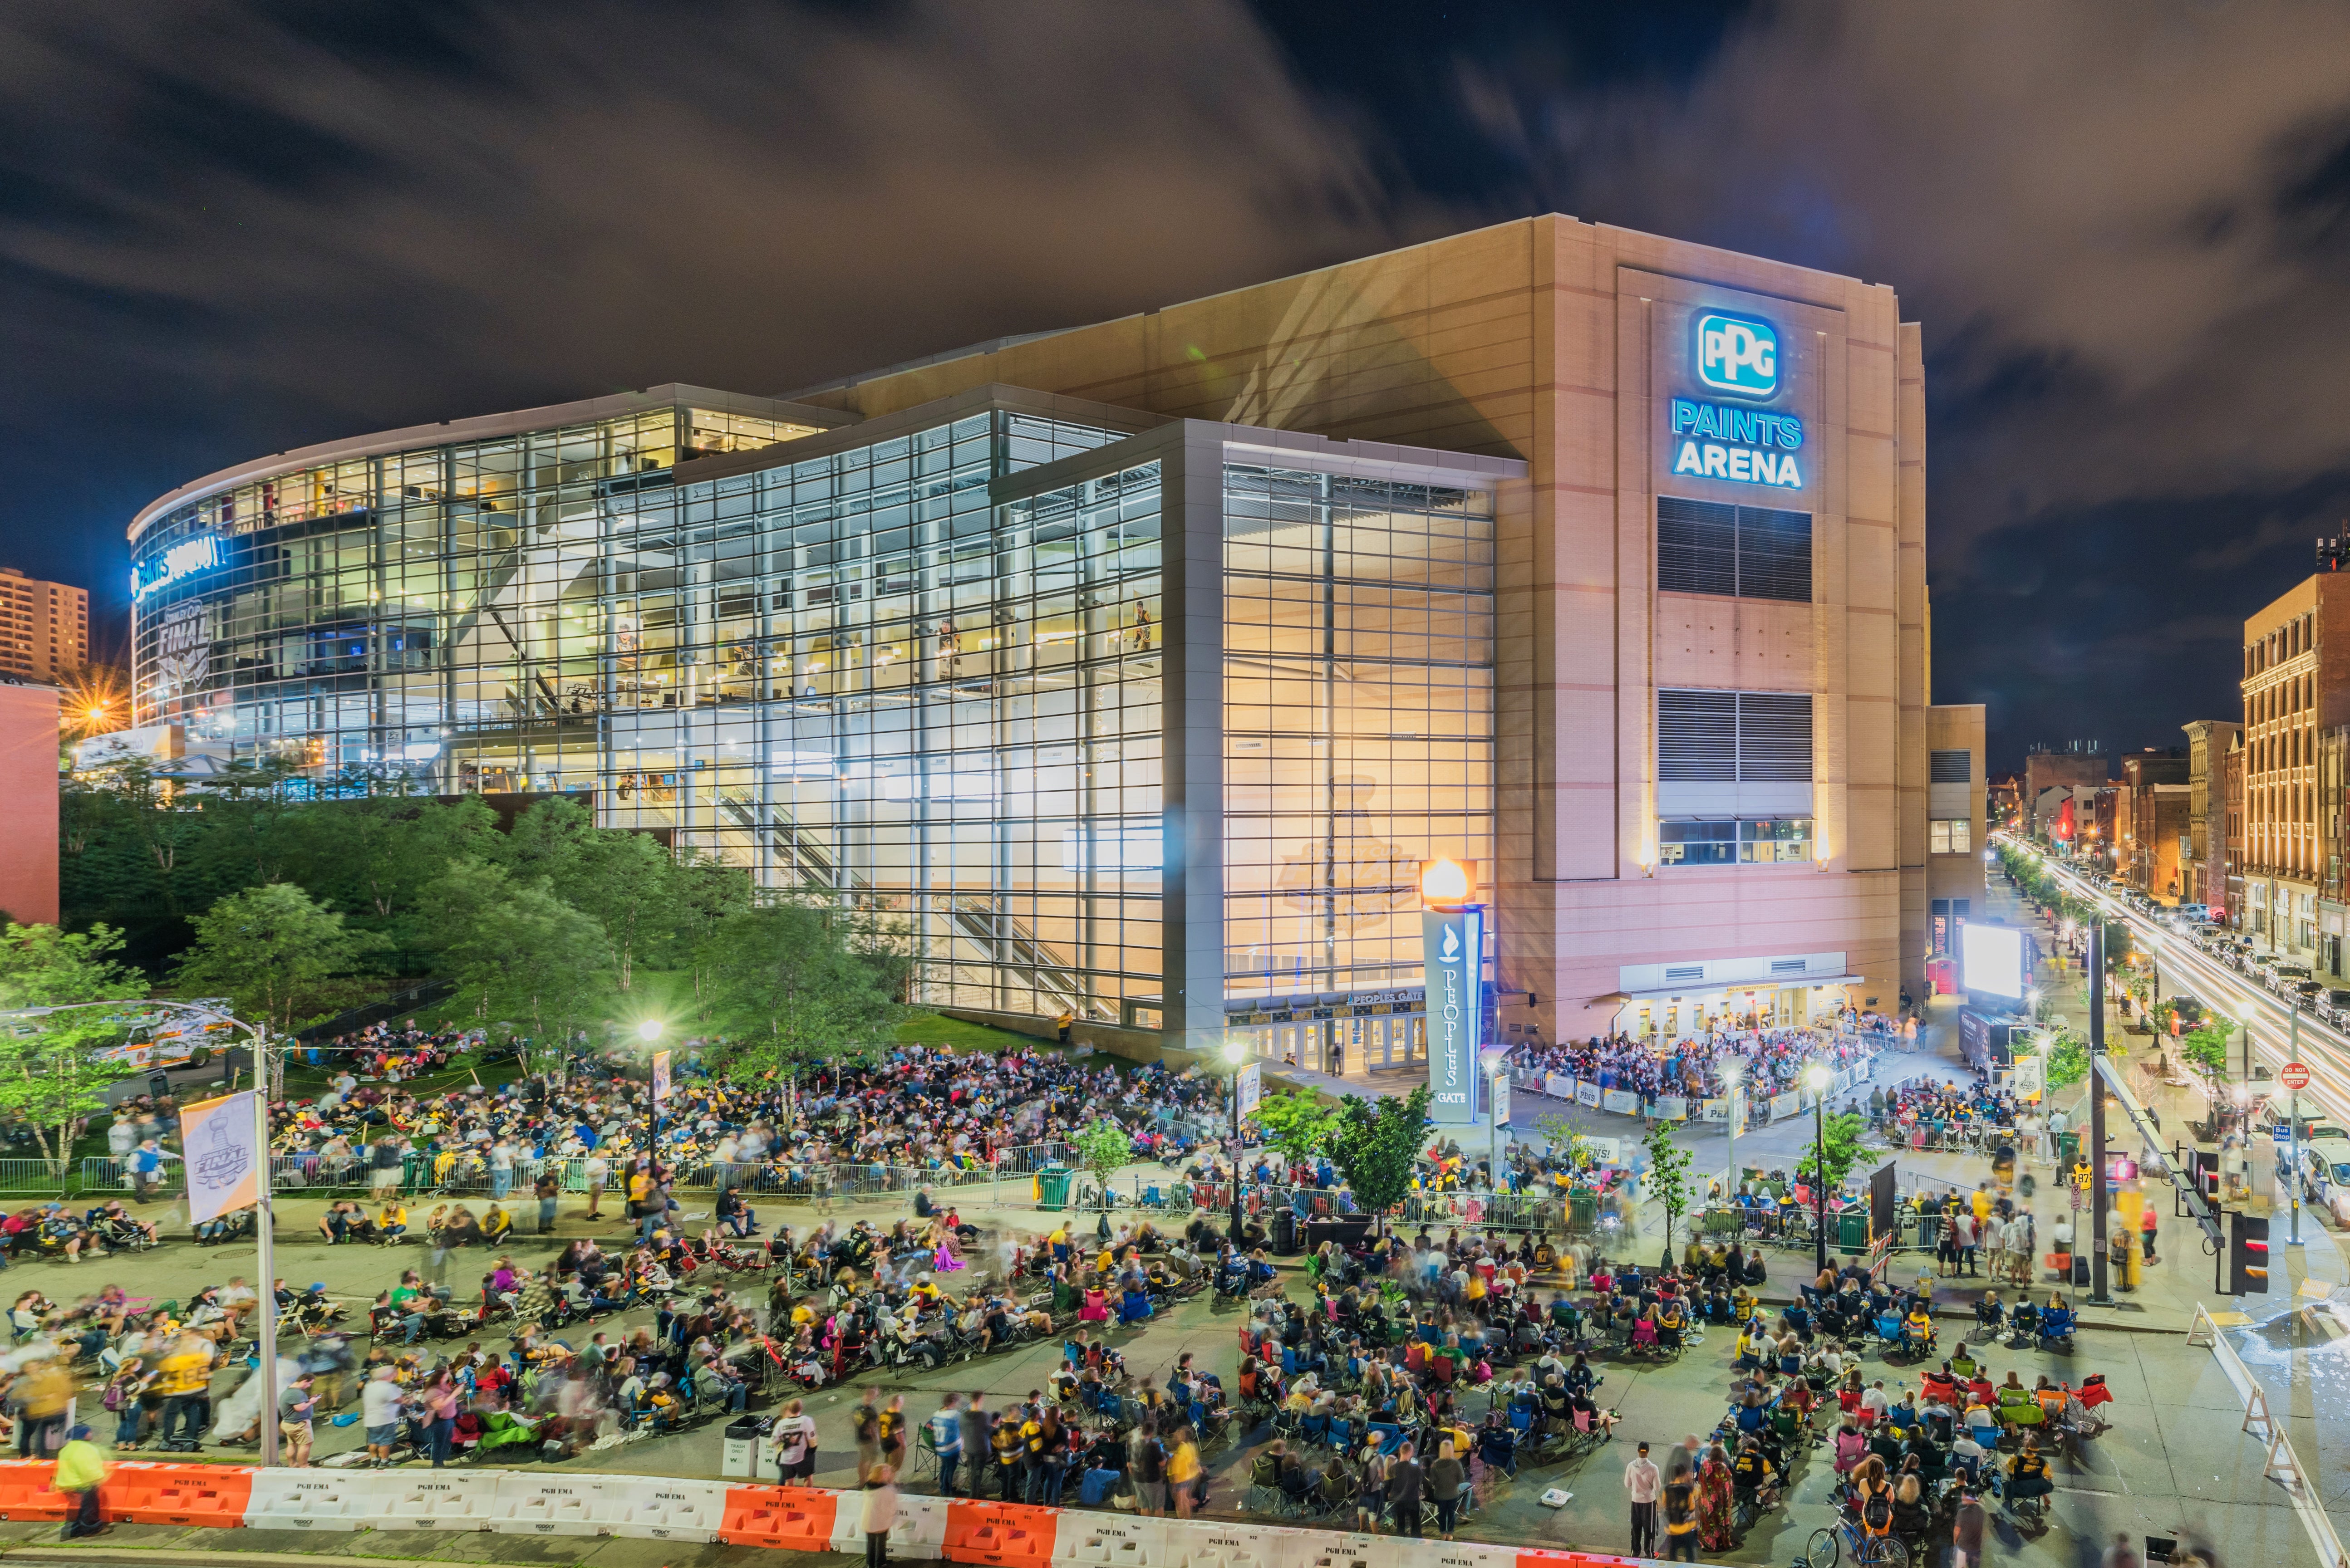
[{"left": 895, "top": 1012, "right": 1045, "bottom": 1052}]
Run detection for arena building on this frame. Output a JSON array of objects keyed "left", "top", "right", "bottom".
[{"left": 128, "top": 216, "right": 1966, "bottom": 1074}]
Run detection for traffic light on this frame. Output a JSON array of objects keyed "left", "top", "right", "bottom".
[
  {"left": 2229, "top": 1211, "right": 2271, "bottom": 1295},
  {"left": 2191, "top": 1149, "right": 2219, "bottom": 1202}
]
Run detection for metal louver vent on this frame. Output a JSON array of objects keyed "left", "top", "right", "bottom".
[
  {"left": 1736, "top": 692, "right": 1814, "bottom": 782},
  {"left": 1664, "top": 965, "right": 1706, "bottom": 983},
  {"left": 1658, "top": 689, "right": 1738, "bottom": 780},
  {"left": 1657, "top": 497, "right": 1736, "bottom": 597},
  {"left": 1770, "top": 957, "right": 1809, "bottom": 975},
  {"left": 1931, "top": 749, "right": 1972, "bottom": 783},
  {"left": 1737, "top": 506, "right": 1813, "bottom": 603}
]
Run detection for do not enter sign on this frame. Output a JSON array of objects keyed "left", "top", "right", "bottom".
[{"left": 2282, "top": 1062, "right": 2311, "bottom": 1091}]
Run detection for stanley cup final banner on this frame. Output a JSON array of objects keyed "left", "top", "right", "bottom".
[
  {"left": 1422, "top": 906, "right": 1485, "bottom": 1125},
  {"left": 180, "top": 1091, "right": 260, "bottom": 1223}
]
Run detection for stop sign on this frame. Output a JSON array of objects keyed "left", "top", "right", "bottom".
[{"left": 2282, "top": 1062, "right": 2311, "bottom": 1091}]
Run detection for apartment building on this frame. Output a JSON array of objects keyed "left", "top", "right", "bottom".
[{"left": 0, "top": 569, "right": 87, "bottom": 683}]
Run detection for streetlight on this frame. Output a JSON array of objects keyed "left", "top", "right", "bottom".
[
  {"left": 1805, "top": 1062, "right": 1834, "bottom": 1276},
  {"left": 1721, "top": 1059, "right": 1743, "bottom": 1207},
  {"left": 636, "top": 1018, "right": 666, "bottom": 1196},
  {"left": 1222, "top": 1035, "right": 1249, "bottom": 1245}
]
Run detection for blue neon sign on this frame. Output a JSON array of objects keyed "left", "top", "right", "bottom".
[
  {"left": 131, "top": 534, "right": 223, "bottom": 603},
  {"left": 1668, "top": 398, "right": 1804, "bottom": 490},
  {"left": 1693, "top": 311, "right": 1780, "bottom": 398}
]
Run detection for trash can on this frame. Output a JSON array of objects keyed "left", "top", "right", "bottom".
[
  {"left": 2057, "top": 1131, "right": 2080, "bottom": 1169},
  {"left": 1273, "top": 1207, "right": 1299, "bottom": 1255},
  {"left": 722, "top": 1416, "right": 762, "bottom": 1479},
  {"left": 1033, "top": 1166, "right": 1074, "bottom": 1210},
  {"left": 1836, "top": 1207, "right": 1871, "bottom": 1255}
]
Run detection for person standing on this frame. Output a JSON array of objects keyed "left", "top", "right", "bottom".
[
  {"left": 1662, "top": 1474, "right": 1700, "bottom": 1563},
  {"left": 52, "top": 1423, "right": 109, "bottom": 1539},
  {"left": 584, "top": 1150, "right": 610, "bottom": 1220},
  {"left": 1623, "top": 1441, "right": 1662, "bottom": 1555},
  {"left": 959, "top": 1394, "right": 989, "bottom": 1498},
  {"left": 535, "top": 1167, "right": 561, "bottom": 1234},
  {"left": 861, "top": 1463, "right": 899, "bottom": 1568},
  {"left": 1951, "top": 1487, "right": 1986, "bottom": 1568},
  {"left": 423, "top": 1372, "right": 458, "bottom": 1468},
  {"left": 1386, "top": 1440, "right": 1425, "bottom": 1539},
  {"left": 1427, "top": 1440, "right": 1466, "bottom": 1541},
  {"left": 1166, "top": 1426, "right": 1201, "bottom": 1519},
  {"left": 772, "top": 1398, "right": 818, "bottom": 1483},
  {"left": 277, "top": 1372, "right": 317, "bottom": 1468},
  {"left": 928, "top": 1393, "right": 963, "bottom": 1498},
  {"left": 2139, "top": 1201, "right": 2158, "bottom": 1263}
]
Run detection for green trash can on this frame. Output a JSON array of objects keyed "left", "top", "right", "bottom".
[
  {"left": 1033, "top": 1166, "right": 1074, "bottom": 1210},
  {"left": 1568, "top": 1189, "right": 1599, "bottom": 1235},
  {"left": 1836, "top": 1207, "right": 1871, "bottom": 1255},
  {"left": 2056, "top": 1131, "right": 2080, "bottom": 1170}
]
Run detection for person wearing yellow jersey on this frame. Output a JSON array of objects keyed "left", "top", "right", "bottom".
[
  {"left": 153, "top": 1338, "right": 214, "bottom": 1450},
  {"left": 1166, "top": 1429, "right": 1201, "bottom": 1517},
  {"left": 378, "top": 1200, "right": 408, "bottom": 1245}
]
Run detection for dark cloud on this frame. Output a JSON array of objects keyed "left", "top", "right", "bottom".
[
  {"left": 1446, "top": 0, "right": 2350, "bottom": 760},
  {"left": 0, "top": 0, "right": 1425, "bottom": 628},
  {"left": 6, "top": 0, "right": 2349, "bottom": 767}
]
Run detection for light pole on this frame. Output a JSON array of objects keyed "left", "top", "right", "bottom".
[
  {"left": 1722, "top": 1060, "right": 1742, "bottom": 1205},
  {"left": 637, "top": 1017, "right": 665, "bottom": 1194},
  {"left": 1805, "top": 1062, "right": 1834, "bottom": 1277},
  {"left": 1222, "top": 1036, "right": 1249, "bottom": 1245}
]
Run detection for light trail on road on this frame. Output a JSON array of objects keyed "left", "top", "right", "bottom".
[{"left": 2000, "top": 836, "right": 2350, "bottom": 1128}]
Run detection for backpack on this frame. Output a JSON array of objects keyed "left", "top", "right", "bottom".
[{"left": 1861, "top": 1486, "right": 1893, "bottom": 1531}]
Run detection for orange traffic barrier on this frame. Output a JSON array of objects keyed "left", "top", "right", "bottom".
[
  {"left": 945, "top": 1499, "right": 1061, "bottom": 1568},
  {"left": 0, "top": 1459, "right": 70, "bottom": 1522},
  {"left": 719, "top": 1485, "right": 838, "bottom": 1548},
  {"left": 108, "top": 1463, "right": 254, "bottom": 1526}
]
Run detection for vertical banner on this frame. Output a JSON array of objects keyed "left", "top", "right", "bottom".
[
  {"left": 2009, "top": 1052, "right": 2045, "bottom": 1101},
  {"left": 1235, "top": 1061, "right": 1262, "bottom": 1120},
  {"left": 180, "top": 1091, "right": 260, "bottom": 1223},
  {"left": 1489, "top": 1072, "right": 1510, "bottom": 1130},
  {"left": 652, "top": 1049, "right": 673, "bottom": 1103},
  {"left": 1422, "top": 905, "right": 1484, "bottom": 1125}
]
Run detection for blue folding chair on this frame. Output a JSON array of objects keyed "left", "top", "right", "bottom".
[
  {"left": 1370, "top": 1421, "right": 1406, "bottom": 1456},
  {"left": 1281, "top": 1347, "right": 1302, "bottom": 1376},
  {"left": 1299, "top": 1414, "right": 1328, "bottom": 1448},
  {"left": 1507, "top": 1405, "right": 1534, "bottom": 1436}
]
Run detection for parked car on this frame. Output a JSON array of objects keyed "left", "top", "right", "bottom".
[
  {"left": 2271, "top": 962, "right": 2314, "bottom": 996},
  {"left": 2324, "top": 989, "right": 2350, "bottom": 1027},
  {"left": 2284, "top": 1136, "right": 2350, "bottom": 1213}
]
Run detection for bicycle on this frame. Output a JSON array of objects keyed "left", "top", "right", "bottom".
[{"left": 1803, "top": 1515, "right": 1911, "bottom": 1568}]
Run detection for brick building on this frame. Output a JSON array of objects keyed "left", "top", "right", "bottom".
[
  {"left": 2181, "top": 719, "right": 2242, "bottom": 910},
  {"left": 0, "top": 570, "right": 86, "bottom": 683}
]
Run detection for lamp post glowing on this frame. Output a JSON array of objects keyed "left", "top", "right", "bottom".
[
  {"left": 1417, "top": 858, "right": 1485, "bottom": 1131},
  {"left": 1805, "top": 1062, "right": 1834, "bottom": 1275},
  {"left": 636, "top": 1018, "right": 667, "bottom": 1191},
  {"left": 1223, "top": 1035, "right": 1249, "bottom": 1245},
  {"left": 1722, "top": 1060, "right": 1743, "bottom": 1204},
  {"left": 1419, "top": 857, "right": 1474, "bottom": 909}
]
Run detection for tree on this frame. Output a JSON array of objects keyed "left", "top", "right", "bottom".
[
  {"left": 2045, "top": 1033, "right": 2090, "bottom": 1092},
  {"left": 2179, "top": 1023, "right": 2231, "bottom": 1077},
  {"left": 698, "top": 901, "right": 906, "bottom": 1082},
  {"left": 1252, "top": 1091, "right": 1342, "bottom": 1166},
  {"left": 430, "top": 861, "right": 613, "bottom": 1070},
  {"left": 1329, "top": 1084, "right": 1433, "bottom": 1232},
  {"left": 1534, "top": 1109, "right": 1597, "bottom": 1170},
  {"left": 1794, "top": 1111, "right": 1871, "bottom": 1193},
  {"left": 565, "top": 828, "right": 688, "bottom": 994},
  {"left": 172, "top": 883, "right": 382, "bottom": 1036},
  {"left": 1642, "top": 1121, "right": 1696, "bottom": 1255},
  {"left": 0, "top": 923, "right": 143, "bottom": 1172},
  {"left": 1072, "top": 1117, "right": 1133, "bottom": 1210}
]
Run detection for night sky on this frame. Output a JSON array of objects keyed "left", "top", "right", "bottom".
[{"left": 6, "top": 0, "right": 2349, "bottom": 769}]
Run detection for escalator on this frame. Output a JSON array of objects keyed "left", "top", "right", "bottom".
[{"left": 715, "top": 793, "right": 1092, "bottom": 1017}]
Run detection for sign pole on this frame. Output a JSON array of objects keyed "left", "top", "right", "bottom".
[
  {"left": 254, "top": 1026, "right": 280, "bottom": 1467},
  {"left": 2282, "top": 1058, "right": 2311, "bottom": 1246}
]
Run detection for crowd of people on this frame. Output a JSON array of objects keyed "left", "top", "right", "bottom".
[{"left": 1514, "top": 1027, "right": 1882, "bottom": 1116}]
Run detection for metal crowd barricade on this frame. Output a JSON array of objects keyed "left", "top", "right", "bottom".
[{"left": 0, "top": 1158, "right": 69, "bottom": 1196}]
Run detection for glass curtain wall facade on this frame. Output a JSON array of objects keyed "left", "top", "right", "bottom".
[{"left": 132, "top": 391, "right": 1502, "bottom": 1044}]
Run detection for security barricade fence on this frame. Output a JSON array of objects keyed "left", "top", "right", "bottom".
[
  {"left": 0, "top": 1460, "right": 1720, "bottom": 1568},
  {"left": 1508, "top": 1050, "right": 1878, "bottom": 1126}
]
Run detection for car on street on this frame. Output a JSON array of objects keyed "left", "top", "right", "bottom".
[
  {"left": 2271, "top": 962, "right": 2315, "bottom": 997},
  {"left": 2281, "top": 1136, "right": 2350, "bottom": 1214},
  {"left": 2324, "top": 989, "right": 2350, "bottom": 1028}
]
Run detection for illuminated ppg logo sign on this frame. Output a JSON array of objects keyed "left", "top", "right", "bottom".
[{"left": 1693, "top": 311, "right": 1779, "bottom": 399}]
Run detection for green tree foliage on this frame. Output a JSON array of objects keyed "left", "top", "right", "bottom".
[
  {"left": 1072, "top": 1117, "right": 1133, "bottom": 1210},
  {"left": 696, "top": 901, "right": 907, "bottom": 1077},
  {"left": 430, "top": 861, "right": 613, "bottom": 1068},
  {"left": 1330, "top": 1083, "right": 1433, "bottom": 1231},
  {"left": 1642, "top": 1120, "right": 1696, "bottom": 1254},
  {"left": 2178, "top": 1023, "right": 2232, "bottom": 1077},
  {"left": 1794, "top": 1110, "right": 1872, "bottom": 1192},
  {"left": 0, "top": 923, "right": 143, "bottom": 1172},
  {"left": 1534, "top": 1109, "right": 1596, "bottom": 1170},
  {"left": 2045, "top": 1033, "right": 2090, "bottom": 1091},
  {"left": 1251, "top": 1090, "right": 1342, "bottom": 1164},
  {"left": 171, "top": 882, "right": 383, "bottom": 1036}
]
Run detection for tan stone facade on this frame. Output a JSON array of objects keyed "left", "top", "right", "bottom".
[{"left": 789, "top": 215, "right": 1929, "bottom": 1041}]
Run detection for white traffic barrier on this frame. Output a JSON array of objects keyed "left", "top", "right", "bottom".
[
  {"left": 244, "top": 1470, "right": 365, "bottom": 1532},
  {"left": 1275, "top": 1535, "right": 1384, "bottom": 1568},
  {"left": 369, "top": 1470, "right": 510, "bottom": 1530},
  {"left": 490, "top": 1473, "right": 605, "bottom": 1537},
  {"left": 598, "top": 1475, "right": 732, "bottom": 1542},
  {"left": 1160, "top": 1521, "right": 1302, "bottom": 1568},
  {"left": 828, "top": 1489, "right": 952, "bottom": 1559},
  {"left": 1056, "top": 1514, "right": 1177, "bottom": 1568}
]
